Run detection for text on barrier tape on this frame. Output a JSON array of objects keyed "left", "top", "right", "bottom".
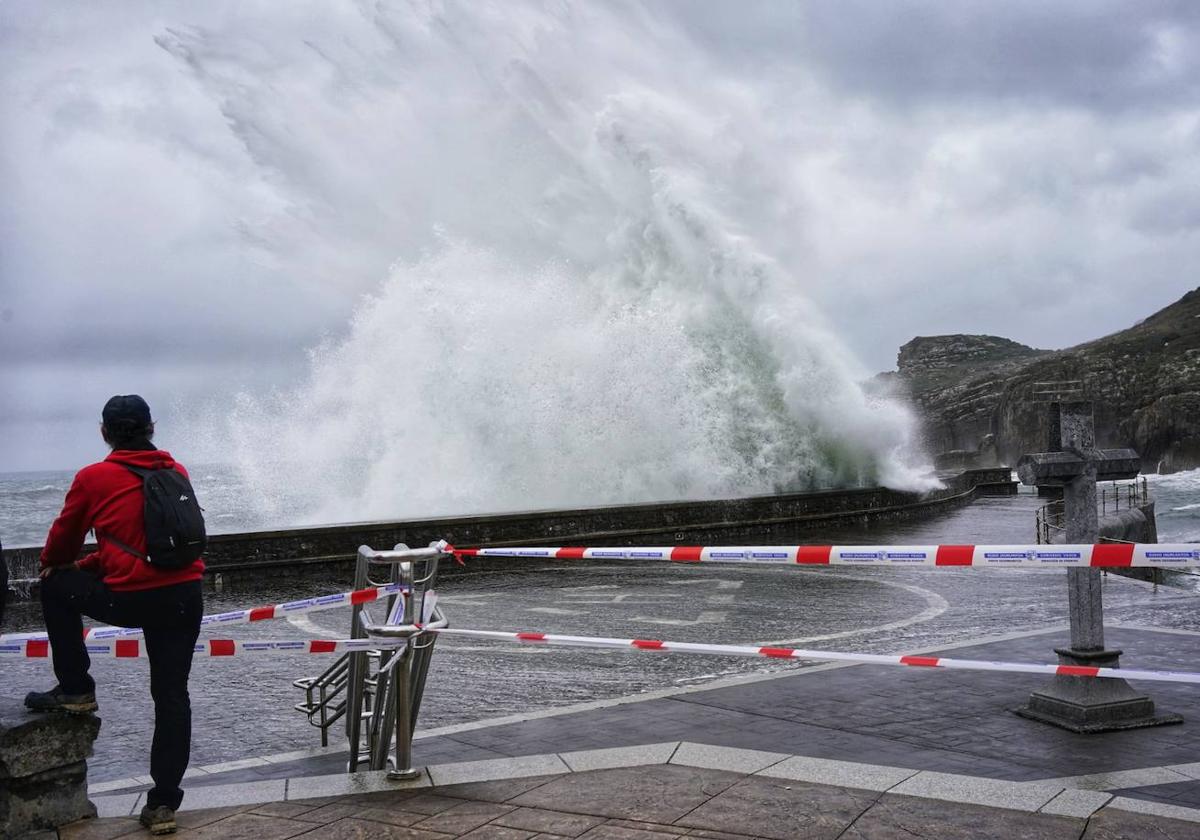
[
  {"left": 0, "top": 582, "right": 409, "bottom": 645},
  {"left": 7, "top": 627, "right": 1200, "bottom": 687},
  {"left": 453, "top": 544, "right": 1200, "bottom": 568}
]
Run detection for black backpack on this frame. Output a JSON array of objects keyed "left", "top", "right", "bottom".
[{"left": 105, "top": 465, "right": 207, "bottom": 569}]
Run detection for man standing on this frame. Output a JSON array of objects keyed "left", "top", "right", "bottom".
[{"left": 28, "top": 395, "right": 205, "bottom": 836}]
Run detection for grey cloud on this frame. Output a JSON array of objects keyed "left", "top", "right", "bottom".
[
  {"left": 3, "top": 0, "right": 1200, "bottom": 474},
  {"left": 1132, "top": 188, "right": 1200, "bottom": 235},
  {"left": 672, "top": 1, "right": 1200, "bottom": 113}
]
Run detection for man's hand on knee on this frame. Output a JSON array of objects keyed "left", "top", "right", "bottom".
[{"left": 40, "top": 562, "right": 79, "bottom": 579}]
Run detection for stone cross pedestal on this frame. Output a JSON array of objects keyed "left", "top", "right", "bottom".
[{"left": 1014, "top": 401, "right": 1181, "bottom": 732}]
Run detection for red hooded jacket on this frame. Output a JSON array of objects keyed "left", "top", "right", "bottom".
[{"left": 41, "top": 449, "right": 206, "bottom": 592}]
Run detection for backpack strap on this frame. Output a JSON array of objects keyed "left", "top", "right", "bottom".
[
  {"left": 98, "top": 530, "right": 147, "bottom": 560},
  {"left": 101, "top": 463, "right": 154, "bottom": 560}
]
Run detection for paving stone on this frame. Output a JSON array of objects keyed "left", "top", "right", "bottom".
[
  {"left": 668, "top": 743, "right": 788, "bottom": 775},
  {"left": 509, "top": 765, "right": 742, "bottom": 823},
  {"left": 604, "top": 818, "right": 683, "bottom": 835},
  {"left": 1042, "top": 766, "right": 1192, "bottom": 791},
  {"left": 57, "top": 816, "right": 142, "bottom": 840},
  {"left": 492, "top": 806, "right": 606, "bottom": 836},
  {"left": 560, "top": 743, "right": 679, "bottom": 772},
  {"left": 180, "top": 778, "right": 286, "bottom": 810},
  {"left": 286, "top": 769, "right": 430, "bottom": 801},
  {"left": 201, "top": 757, "right": 272, "bottom": 774},
  {"left": 1106, "top": 795, "right": 1200, "bottom": 824},
  {"left": 1113, "top": 780, "right": 1200, "bottom": 810},
  {"left": 92, "top": 793, "right": 141, "bottom": 819},
  {"left": 679, "top": 830, "right": 757, "bottom": 839},
  {"left": 1038, "top": 788, "right": 1112, "bottom": 818},
  {"left": 291, "top": 817, "right": 455, "bottom": 839},
  {"left": 1171, "top": 763, "right": 1200, "bottom": 781},
  {"left": 1083, "top": 806, "right": 1200, "bottom": 839},
  {"left": 843, "top": 792, "right": 1082, "bottom": 839},
  {"left": 292, "top": 801, "right": 378, "bottom": 824},
  {"left": 889, "top": 770, "right": 1062, "bottom": 812},
  {"left": 250, "top": 800, "right": 325, "bottom": 819},
  {"left": 437, "top": 774, "right": 566, "bottom": 803},
  {"left": 337, "top": 789, "right": 424, "bottom": 807},
  {"left": 576, "top": 825, "right": 683, "bottom": 840},
  {"left": 175, "top": 812, "right": 315, "bottom": 840},
  {"left": 529, "top": 835, "right": 573, "bottom": 840},
  {"left": 404, "top": 791, "right": 488, "bottom": 815},
  {"left": 413, "top": 800, "right": 516, "bottom": 834},
  {"left": 88, "top": 777, "right": 143, "bottom": 794},
  {"left": 757, "top": 755, "right": 917, "bottom": 792},
  {"left": 353, "top": 807, "right": 430, "bottom": 827},
  {"left": 272, "top": 793, "right": 344, "bottom": 808},
  {"left": 174, "top": 803, "right": 254, "bottom": 829},
  {"left": 673, "top": 775, "right": 876, "bottom": 840},
  {"left": 430, "top": 754, "right": 571, "bottom": 786},
  {"left": 458, "top": 825, "right": 539, "bottom": 839}
]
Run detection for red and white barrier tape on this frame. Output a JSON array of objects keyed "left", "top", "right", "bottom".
[
  {"left": 5, "top": 625, "right": 1199, "bottom": 687},
  {"left": 433, "top": 628, "right": 1200, "bottom": 685},
  {"left": 455, "top": 543, "right": 1200, "bottom": 568},
  {"left": 0, "top": 583, "right": 409, "bottom": 645},
  {"left": 0, "top": 637, "right": 389, "bottom": 658}
]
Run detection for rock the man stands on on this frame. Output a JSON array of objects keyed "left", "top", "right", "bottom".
[{"left": 28, "top": 395, "right": 205, "bottom": 836}]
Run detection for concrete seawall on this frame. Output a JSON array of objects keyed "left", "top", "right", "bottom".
[{"left": 5, "top": 469, "right": 1014, "bottom": 589}]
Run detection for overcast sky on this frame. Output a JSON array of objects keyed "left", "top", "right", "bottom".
[{"left": 2, "top": 1, "right": 1199, "bottom": 473}]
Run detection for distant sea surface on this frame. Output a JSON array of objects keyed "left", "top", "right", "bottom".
[
  {"left": 3, "top": 464, "right": 1198, "bottom": 556},
  {"left": 0, "top": 464, "right": 273, "bottom": 549}
]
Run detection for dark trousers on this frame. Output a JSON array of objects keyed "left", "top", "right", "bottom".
[{"left": 41, "top": 569, "right": 203, "bottom": 810}]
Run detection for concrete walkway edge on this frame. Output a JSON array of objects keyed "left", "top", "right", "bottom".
[{"left": 90, "top": 740, "right": 1200, "bottom": 825}]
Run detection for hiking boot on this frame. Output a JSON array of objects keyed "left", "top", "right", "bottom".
[
  {"left": 139, "top": 804, "right": 177, "bottom": 835},
  {"left": 23, "top": 685, "right": 98, "bottom": 714}
]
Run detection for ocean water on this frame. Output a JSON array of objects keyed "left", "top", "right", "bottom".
[
  {"left": 1148, "top": 468, "right": 1200, "bottom": 543},
  {"left": 0, "top": 464, "right": 272, "bottom": 553},
  {"left": 4, "top": 465, "right": 1197, "bottom": 556}
]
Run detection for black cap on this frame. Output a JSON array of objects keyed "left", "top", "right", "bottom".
[{"left": 102, "top": 394, "right": 152, "bottom": 428}]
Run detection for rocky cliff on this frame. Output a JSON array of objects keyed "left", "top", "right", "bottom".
[{"left": 881, "top": 288, "right": 1200, "bottom": 474}]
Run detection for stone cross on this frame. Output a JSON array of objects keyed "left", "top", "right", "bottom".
[
  {"left": 1016, "top": 402, "right": 1139, "bottom": 651},
  {"left": 1014, "top": 401, "right": 1179, "bottom": 731}
]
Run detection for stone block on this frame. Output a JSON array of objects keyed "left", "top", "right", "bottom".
[
  {"left": 2, "top": 760, "right": 98, "bottom": 834},
  {"left": 0, "top": 697, "right": 101, "bottom": 836},
  {"left": 0, "top": 698, "right": 101, "bottom": 778}
]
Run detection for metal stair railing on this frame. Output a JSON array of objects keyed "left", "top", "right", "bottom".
[
  {"left": 293, "top": 540, "right": 450, "bottom": 778},
  {"left": 293, "top": 650, "right": 384, "bottom": 747}
]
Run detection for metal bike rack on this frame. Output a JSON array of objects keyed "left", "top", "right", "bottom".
[{"left": 294, "top": 541, "right": 449, "bottom": 778}]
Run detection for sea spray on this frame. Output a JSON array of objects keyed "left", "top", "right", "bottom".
[{"left": 144, "top": 1, "right": 940, "bottom": 526}]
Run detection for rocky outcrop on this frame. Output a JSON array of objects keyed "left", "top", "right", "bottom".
[{"left": 883, "top": 288, "right": 1200, "bottom": 474}]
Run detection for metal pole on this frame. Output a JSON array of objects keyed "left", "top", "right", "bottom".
[
  {"left": 388, "top": 644, "right": 419, "bottom": 780},
  {"left": 345, "top": 548, "right": 370, "bottom": 771}
]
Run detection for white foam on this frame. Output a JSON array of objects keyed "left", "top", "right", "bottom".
[{"left": 124, "top": 4, "right": 938, "bottom": 525}]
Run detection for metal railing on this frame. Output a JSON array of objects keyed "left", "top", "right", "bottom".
[
  {"left": 293, "top": 542, "right": 449, "bottom": 778},
  {"left": 1100, "top": 476, "right": 1149, "bottom": 517},
  {"left": 1036, "top": 478, "right": 1151, "bottom": 544}
]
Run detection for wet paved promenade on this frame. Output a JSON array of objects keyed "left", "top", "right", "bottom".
[
  {"left": 71, "top": 762, "right": 1200, "bottom": 839},
  {"left": 9, "top": 491, "right": 1200, "bottom": 783},
  {"left": 73, "top": 624, "right": 1200, "bottom": 838},
  {"left": 9, "top": 488, "right": 1200, "bottom": 835}
]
